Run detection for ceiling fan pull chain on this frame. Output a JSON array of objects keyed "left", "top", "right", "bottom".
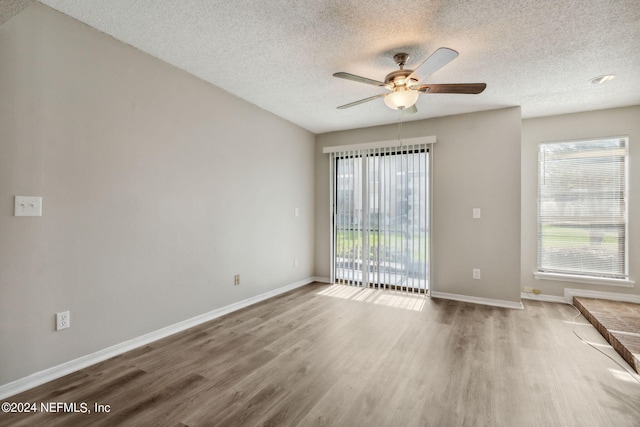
[{"left": 397, "top": 109, "right": 404, "bottom": 146}]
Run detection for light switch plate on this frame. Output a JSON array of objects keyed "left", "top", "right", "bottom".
[
  {"left": 472, "top": 208, "right": 481, "bottom": 219},
  {"left": 15, "top": 196, "right": 42, "bottom": 217}
]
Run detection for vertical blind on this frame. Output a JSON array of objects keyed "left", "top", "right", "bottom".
[
  {"left": 329, "top": 143, "right": 430, "bottom": 293},
  {"left": 537, "top": 137, "right": 628, "bottom": 279}
]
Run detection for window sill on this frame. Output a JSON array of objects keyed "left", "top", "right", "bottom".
[{"left": 534, "top": 271, "right": 635, "bottom": 288}]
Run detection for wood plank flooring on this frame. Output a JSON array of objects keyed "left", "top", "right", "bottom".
[{"left": 2, "top": 282, "right": 640, "bottom": 426}]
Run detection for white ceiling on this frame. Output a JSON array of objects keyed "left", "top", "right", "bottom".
[{"left": 11, "top": 1, "right": 640, "bottom": 133}]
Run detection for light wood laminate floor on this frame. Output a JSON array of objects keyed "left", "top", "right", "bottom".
[{"left": 2, "top": 282, "right": 639, "bottom": 426}]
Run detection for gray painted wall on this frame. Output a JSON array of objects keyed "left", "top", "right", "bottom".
[
  {"left": 521, "top": 106, "right": 640, "bottom": 297},
  {"left": 0, "top": 4, "right": 315, "bottom": 386},
  {"left": 315, "top": 107, "right": 522, "bottom": 303}
]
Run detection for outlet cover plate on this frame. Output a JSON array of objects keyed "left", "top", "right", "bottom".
[{"left": 56, "top": 311, "right": 70, "bottom": 330}]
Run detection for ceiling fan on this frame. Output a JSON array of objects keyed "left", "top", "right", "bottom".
[{"left": 333, "top": 48, "right": 486, "bottom": 114}]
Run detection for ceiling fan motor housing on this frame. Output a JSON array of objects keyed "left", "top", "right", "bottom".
[
  {"left": 384, "top": 69, "right": 417, "bottom": 87},
  {"left": 386, "top": 53, "right": 415, "bottom": 86}
]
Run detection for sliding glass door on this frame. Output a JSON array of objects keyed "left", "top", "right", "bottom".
[{"left": 331, "top": 145, "right": 430, "bottom": 293}]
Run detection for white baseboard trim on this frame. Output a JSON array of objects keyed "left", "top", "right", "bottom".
[
  {"left": 563, "top": 288, "right": 640, "bottom": 305},
  {"left": 312, "top": 276, "right": 331, "bottom": 284},
  {"left": 0, "top": 277, "right": 316, "bottom": 400},
  {"left": 431, "top": 291, "right": 524, "bottom": 310},
  {"left": 521, "top": 292, "right": 567, "bottom": 304}
]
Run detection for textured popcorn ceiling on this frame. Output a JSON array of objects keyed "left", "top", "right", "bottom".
[
  {"left": 26, "top": 1, "right": 640, "bottom": 133},
  {"left": 0, "top": 0, "right": 35, "bottom": 24}
]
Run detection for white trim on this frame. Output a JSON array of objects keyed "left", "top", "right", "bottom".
[
  {"left": 429, "top": 141, "right": 436, "bottom": 298},
  {"left": 431, "top": 291, "right": 524, "bottom": 310},
  {"left": 0, "top": 277, "right": 317, "bottom": 400},
  {"left": 521, "top": 292, "right": 567, "bottom": 304},
  {"left": 534, "top": 271, "right": 635, "bottom": 288},
  {"left": 312, "top": 276, "right": 331, "bottom": 283},
  {"left": 322, "top": 136, "right": 436, "bottom": 154},
  {"left": 563, "top": 288, "right": 640, "bottom": 305},
  {"left": 327, "top": 148, "right": 338, "bottom": 286}
]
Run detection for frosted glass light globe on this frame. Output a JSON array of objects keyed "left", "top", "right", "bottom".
[{"left": 384, "top": 88, "right": 419, "bottom": 110}]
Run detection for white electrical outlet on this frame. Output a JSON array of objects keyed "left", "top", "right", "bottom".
[
  {"left": 473, "top": 269, "right": 481, "bottom": 280},
  {"left": 294, "top": 258, "right": 299, "bottom": 268},
  {"left": 56, "top": 311, "right": 70, "bottom": 330},
  {"left": 234, "top": 274, "right": 240, "bottom": 286}
]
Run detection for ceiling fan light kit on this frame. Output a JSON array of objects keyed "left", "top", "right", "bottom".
[
  {"left": 384, "top": 87, "right": 420, "bottom": 110},
  {"left": 333, "top": 48, "right": 487, "bottom": 112}
]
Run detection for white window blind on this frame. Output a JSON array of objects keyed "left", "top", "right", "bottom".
[
  {"left": 537, "top": 137, "right": 628, "bottom": 279},
  {"left": 329, "top": 143, "right": 430, "bottom": 293}
]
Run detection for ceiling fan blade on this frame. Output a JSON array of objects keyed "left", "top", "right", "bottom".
[
  {"left": 333, "top": 72, "right": 387, "bottom": 87},
  {"left": 415, "top": 83, "right": 486, "bottom": 94},
  {"left": 337, "top": 93, "right": 386, "bottom": 109},
  {"left": 403, "top": 105, "right": 418, "bottom": 115},
  {"left": 406, "top": 48, "right": 459, "bottom": 83}
]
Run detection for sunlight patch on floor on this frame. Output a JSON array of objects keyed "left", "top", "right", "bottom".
[
  {"left": 317, "top": 284, "right": 425, "bottom": 312},
  {"left": 608, "top": 368, "right": 640, "bottom": 384}
]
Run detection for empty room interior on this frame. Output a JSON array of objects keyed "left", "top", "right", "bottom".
[{"left": 1, "top": 1, "right": 639, "bottom": 426}]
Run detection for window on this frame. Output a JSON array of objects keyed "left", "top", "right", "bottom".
[
  {"left": 329, "top": 144, "right": 430, "bottom": 293},
  {"left": 537, "top": 137, "right": 628, "bottom": 280}
]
